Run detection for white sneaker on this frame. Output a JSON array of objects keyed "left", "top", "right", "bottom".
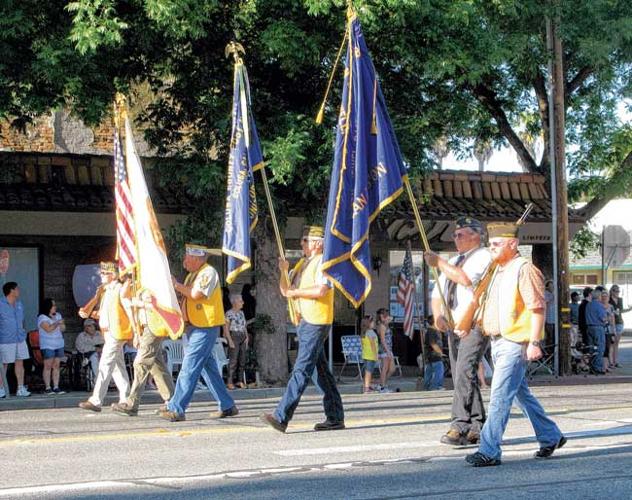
[
  {"left": 16, "top": 386, "right": 31, "bottom": 397},
  {"left": 0, "top": 387, "right": 6, "bottom": 398}
]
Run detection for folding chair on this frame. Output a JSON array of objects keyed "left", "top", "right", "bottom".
[
  {"left": 528, "top": 343, "right": 556, "bottom": 378},
  {"left": 213, "top": 337, "right": 229, "bottom": 376},
  {"left": 338, "top": 335, "right": 364, "bottom": 380}
]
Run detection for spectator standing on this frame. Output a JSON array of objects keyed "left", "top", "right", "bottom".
[
  {"left": 376, "top": 308, "right": 396, "bottom": 393},
  {"left": 600, "top": 290, "right": 616, "bottom": 372},
  {"left": 37, "top": 298, "right": 66, "bottom": 395},
  {"left": 585, "top": 288, "right": 607, "bottom": 374},
  {"left": 75, "top": 319, "right": 104, "bottom": 379},
  {"left": 424, "top": 324, "right": 445, "bottom": 391},
  {"left": 224, "top": 294, "right": 248, "bottom": 389},
  {"left": 609, "top": 285, "right": 630, "bottom": 367},
  {"left": 578, "top": 287, "right": 593, "bottom": 345},
  {"left": 360, "top": 315, "right": 378, "bottom": 394},
  {"left": 0, "top": 281, "right": 30, "bottom": 397},
  {"left": 570, "top": 292, "right": 580, "bottom": 346}
]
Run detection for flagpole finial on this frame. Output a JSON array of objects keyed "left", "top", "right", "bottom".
[
  {"left": 113, "top": 92, "right": 128, "bottom": 130},
  {"left": 225, "top": 41, "right": 245, "bottom": 63}
]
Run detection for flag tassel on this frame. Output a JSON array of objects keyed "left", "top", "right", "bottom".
[
  {"left": 403, "top": 176, "right": 454, "bottom": 328},
  {"left": 315, "top": 29, "right": 348, "bottom": 125}
]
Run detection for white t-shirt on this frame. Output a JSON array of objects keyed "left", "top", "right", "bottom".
[
  {"left": 431, "top": 247, "right": 492, "bottom": 324},
  {"left": 37, "top": 313, "right": 64, "bottom": 350}
]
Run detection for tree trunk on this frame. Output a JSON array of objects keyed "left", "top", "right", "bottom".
[{"left": 253, "top": 218, "right": 288, "bottom": 385}]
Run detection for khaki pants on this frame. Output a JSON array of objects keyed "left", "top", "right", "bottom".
[
  {"left": 89, "top": 337, "right": 130, "bottom": 406},
  {"left": 126, "top": 330, "right": 174, "bottom": 410}
]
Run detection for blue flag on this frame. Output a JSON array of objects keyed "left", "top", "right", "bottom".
[
  {"left": 322, "top": 13, "right": 408, "bottom": 307},
  {"left": 222, "top": 61, "right": 263, "bottom": 284}
]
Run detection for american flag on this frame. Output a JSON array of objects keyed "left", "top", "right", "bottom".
[
  {"left": 397, "top": 248, "right": 416, "bottom": 339},
  {"left": 114, "top": 129, "right": 136, "bottom": 273}
]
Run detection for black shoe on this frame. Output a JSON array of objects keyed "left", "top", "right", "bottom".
[
  {"left": 465, "top": 452, "right": 501, "bottom": 467},
  {"left": 314, "top": 419, "right": 345, "bottom": 431},
  {"left": 212, "top": 406, "right": 239, "bottom": 418},
  {"left": 259, "top": 413, "right": 288, "bottom": 433},
  {"left": 534, "top": 435, "right": 567, "bottom": 459},
  {"left": 440, "top": 429, "right": 464, "bottom": 446}
]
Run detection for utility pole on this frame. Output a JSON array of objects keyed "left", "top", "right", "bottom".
[{"left": 546, "top": 3, "right": 571, "bottom": 375}]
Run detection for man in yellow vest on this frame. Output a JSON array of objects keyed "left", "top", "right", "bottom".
[
  {"left": 466, "top": 223, "right": 566, "bottom": 467},
  {"left": 78, "top": 262, "right": 131, "bottom": 412},
  {"left": 111, "top": 288, "right": 175, "bottom": 417},
  {"left": 260, "top": 226, "right": 344, "bottom": 433},
  {"left": 159, "top": 244, "right": 238, "bottom": 422}
]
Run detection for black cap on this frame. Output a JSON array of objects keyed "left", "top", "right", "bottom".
[{"left": 455, "top": 216, "right": 483, "bottom": 231}]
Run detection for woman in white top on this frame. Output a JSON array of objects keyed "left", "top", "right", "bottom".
[{"left": 37, "top": 298, "right": 66, "bottom": 394}]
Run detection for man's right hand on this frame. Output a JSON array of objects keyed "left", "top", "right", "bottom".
[
  {"left": 434, "top": 315, "right": 450, "bottom": 332},
  {"left": 278, "top": 257, "right": 289, "bottom": 273}
]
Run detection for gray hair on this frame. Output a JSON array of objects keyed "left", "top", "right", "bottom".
[{"left": 229, "top": 293, "right": 243, "bottom": 304}]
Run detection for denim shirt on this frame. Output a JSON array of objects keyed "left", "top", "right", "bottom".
[
  {"left": 585, "top": 300, "right": 607, "bottom": 327},
  {"left": 0, "top": 297, "right": 26, "bottom": 344}
]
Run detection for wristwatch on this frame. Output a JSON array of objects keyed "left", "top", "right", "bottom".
[{"left": 530, "top": 340, "right": 541, "bottom": 347}]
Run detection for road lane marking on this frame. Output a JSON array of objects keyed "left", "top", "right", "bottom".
[
  {"left": 2, "top": 401, "right": 632, "bottom": 448},
  {"left": 277, "top": 442, "right": 437, "bottom": 456}
]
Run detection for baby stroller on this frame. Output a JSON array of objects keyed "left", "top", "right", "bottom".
[{"left": 571, "top": 342, "right": 597, "bottom": 374}]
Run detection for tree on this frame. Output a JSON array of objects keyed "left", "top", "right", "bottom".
[{"left": 2, "top": 0, "right": 631, "bottom": 380}]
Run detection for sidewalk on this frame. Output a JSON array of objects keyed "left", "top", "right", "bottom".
[{"left": 3, "top": 337, "right": 632, "bottom": 412}]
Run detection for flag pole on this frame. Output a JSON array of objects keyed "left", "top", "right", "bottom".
[
  {"left": 113, "top": 93, "right": 142, "bottom": 337},
  {"left": 226, "top": 43, "right": 298, "bottom": 322},
  {"left": 403, "top": 176, "right": 454, "bottom": 327},
  {"left": 407, "top": 239, "right": 427, "bottom": 377}
]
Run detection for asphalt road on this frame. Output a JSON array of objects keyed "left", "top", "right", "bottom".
[{"left": 2, "top": 382, "right": 632, "bottom": 499}]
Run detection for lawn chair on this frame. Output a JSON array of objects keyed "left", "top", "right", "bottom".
[
  {"left": 213, "top": 337, "right": 229, "bottom": 377},
  {"left": 338, "top": 335, "right": 364, "bottom": 380},
  {"left": 163, "top": 338, "right": 185, "bottom": 376},
  {"left": 528, "top": 343, "right": 556, "bottom": 378}
]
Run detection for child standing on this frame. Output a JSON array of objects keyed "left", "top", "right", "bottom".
[
  {"left": 224, "top": 294, "right": 248, "bottom": 389},
  {"left": 361, "top": 315, "right": 379, "bottom": 394},
  {"left": 423, "top": 324, "right": 445, "bottom": 390}
]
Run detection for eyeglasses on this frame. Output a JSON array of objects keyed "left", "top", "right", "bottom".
[{"left": 452, "top": 231, "right": 472, "bottom": 240}]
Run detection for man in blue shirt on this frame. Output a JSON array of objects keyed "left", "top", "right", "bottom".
[
  {"left": 0, "top": 282, "right": 31, "bottom": 397},
  {"left": 585, "top": 289, "right": 607, "bottom": 374}
]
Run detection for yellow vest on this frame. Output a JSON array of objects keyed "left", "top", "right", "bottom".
[
  {"left": 498, "top": 256, "right": 544, "bottom": 343},
  {"left": 287, "top": 258, "right": 305, "bottom": 325},
  {"left": 184, "top": 264, "right": 225, "bottom": 328},
  {"left": 297, "top": 254, "right": 334, "bottom": 325},
  {"left": 100, "top": 286, "right": 133, "bottom": 341}
]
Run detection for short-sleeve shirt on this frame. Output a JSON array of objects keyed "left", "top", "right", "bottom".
[
  {"left": 424, "top": 329, "right": 443, "bottom": 363},
  {"left": 190, "top": 264, "right": 220, "bottom": 298},
  {"left": 75, "top": 331, "right": 105, "bottom": 353},
  {"left": 482, "top": 257, "right": 546, "bottom": 337},
  {"left": 0, "top": 297, "right": 26, "bottom": 344},
  {"left": 362, "top": 329, "right": 378, "bottom": 361},
  {"left": 37, "top": 313, "right": 64, "bottom": 350},
  {"left": 431, "top": 247, "right": 492, "bottom": 321},
  {"left": 225, "top": 309, "right": 247, "bottom": 334}
]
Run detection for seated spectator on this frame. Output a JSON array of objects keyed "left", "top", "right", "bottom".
[
  {"left": 424, "top": 322, "right": 445, "bottom": 391},
  {"left": 37, "top": 298, "right": 67, "bottom": 395},
  {"left": 75, "top": 319, "right": 104, "bottom": 378}
]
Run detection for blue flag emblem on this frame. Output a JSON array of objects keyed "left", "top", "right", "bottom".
[
  {"left": 322, "top": 13, "right": 408, "bottom": 307},
  {"left": 222, "top": 61, "right": 263, "bottom": 284}
]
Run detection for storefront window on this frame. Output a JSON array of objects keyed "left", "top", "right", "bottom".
[{"left": 0, "top": 247, "right": 40, "bottom": 331}]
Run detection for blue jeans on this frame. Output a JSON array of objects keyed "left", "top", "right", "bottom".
[
  {"left": 587, "top": 325, "right": 605, "bottom": 372},
  {"left": 424, "top": 360, "right": 444, "bottom": 390},
  {"left": 274, "top": 321, "right": 344, "bottom": 424},
  {"left": 168, "top": 326, "right": 235, "bottom": 415},
  {"left": 479, "top": 337, "right": 562, "bottom": 460}
]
